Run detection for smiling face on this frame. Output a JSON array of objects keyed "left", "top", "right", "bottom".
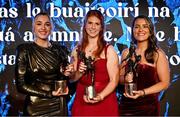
[
  {"left": 33, "top": 15, "right": 52, "bottom": 41},
  {"left": 85, "top": 16, "right": 102, "bottom": 39},
  {"left": 133, "top": 18, "right": 150, "bottom": 42}
]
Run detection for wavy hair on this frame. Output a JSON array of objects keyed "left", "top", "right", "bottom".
[
  {"left": 131, "top": 15, "right": 159, "bottom": 63},
  {"left": 79, "top": 10, "right": 106, "bottom": 58}
]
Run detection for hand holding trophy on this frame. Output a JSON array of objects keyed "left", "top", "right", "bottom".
[
  {"left": 78, "top": 51, "right": 96, "bottom": 100},
  {"left": 123, "top": 42, "right": 141, "bottom": 96}
]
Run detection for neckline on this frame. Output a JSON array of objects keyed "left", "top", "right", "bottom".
[
  {"left": 33, "top": 42, "right": 52, "bottom": 49},
  {"left": 138, "top": 63, "right": 156, "bottom": 68},
  {"left": 94, "top": 57, "right": 106, "bottom": 63}
]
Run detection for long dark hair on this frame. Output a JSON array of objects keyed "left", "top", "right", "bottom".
[
  {"left": 79, "top": 10, "right": 106, "bottom": 58},
  {"left": 131, "top": 15, "right": 158, "bottom": 64}
]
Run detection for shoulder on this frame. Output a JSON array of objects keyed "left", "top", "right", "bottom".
[
  {"left": 16, "top": 43, "right": 32, "bottom": 51},
  {"left": 106, "top": 44, "right": 115, "bottom": 53},
  {"left": 156, "top": 48, "right": 166, "bottom": 56},
  {"left": 51, "top": 42, "right": 65, "bottom": 49},
  {"left": 155, "top": 48, "right": 167, "bottom": 61},
  {"left": 106, "top": 44, "right": 118, "bottom": 57},
  {"left": 16, "top": 43, "right": 33, "bottom": 57},
  {"left": 71, "top": 45, "right": 79, "bottom": 57},
  {"left": 121, "top": 48, "right": 129, "bottom": 57},
  {"left": 51, "top": 42, "right": 69, "bottom": 53}
]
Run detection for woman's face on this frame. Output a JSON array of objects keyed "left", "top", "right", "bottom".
[
  {"left": 33, "top": 15, "right": 52, "bottom": 40},
  {"left": 85, "top": 16, "right": 102, "bottom": 39},
  {"left": 133, "top": 18, "right": 150, "bottom": 42}
]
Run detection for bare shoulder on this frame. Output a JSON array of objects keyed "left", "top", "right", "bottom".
[
  {"left": 71, "top": 45, "right": 79, "bottom": 57},
  {"left": 120, "top": 48, "right": 129, "bottom": 58},
  {"left": 107, "top": 45, "right": 115, "bottom": 51},
  {"left": 107, "top": 45, "right": 118, "bottom": 55},
  {"left": 157, "top": 48, "right": 167, "bottom": 58},
  {"left": 155, "top": 48, "right": 168, "bottom": 62}
]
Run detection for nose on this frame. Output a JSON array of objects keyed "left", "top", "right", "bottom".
[
  {"left": 41, "top": 24, "right": 46, "bottom": 30},
  {"left": 139, "top": 26, "right": 143, "bottom": 31},
  {"left": 91, "top": 24, "right": 96, "bottom": 29}
]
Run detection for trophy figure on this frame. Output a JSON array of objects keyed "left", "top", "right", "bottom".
[
  {"left": 85, "top": 67, "right": 96, "bottom": 99},
  {"left": 78, "top": 51, "right": 96, "bottom": 99},
  {"left": 123, "top": 42, "right": 141, "bottom": 96}
]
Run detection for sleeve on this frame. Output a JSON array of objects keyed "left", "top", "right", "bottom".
[{"left": 15, "top": 44, "right": 53, "bottom": 98}]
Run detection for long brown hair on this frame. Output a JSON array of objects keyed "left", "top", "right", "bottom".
[
  {"left": 79, "top": 10, "right": 106, "bottom": 58},
  {"left": 131, "top": 15, "right": 158, "bottom": 63}
]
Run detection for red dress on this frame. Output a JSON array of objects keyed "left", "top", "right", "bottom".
[
  {"left": 119, "top": 63, "right": 160, "bottom": 116},
  {"left": 71, "top": 45, "right": 119, "bottom": 116}
]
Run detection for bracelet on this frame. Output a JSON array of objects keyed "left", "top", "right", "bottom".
[{"left": 142, "top": 89, "right": 145, "bottom": 97}]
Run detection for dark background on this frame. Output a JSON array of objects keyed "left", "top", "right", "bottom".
[{"left": 0, "top": 0, "right": 179, "bottom": 116}]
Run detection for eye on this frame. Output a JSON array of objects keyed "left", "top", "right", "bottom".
[
  {"left": 95, "top": 23, "right": 100, "bottom": 25},
  {"left": 143, "top": 25, "right": 149, "bottom": 28},
  {"left": 36, "top": 23, "right": 41, "bottom": 25},
  {"left": 87, "top": 21, "right": 92, "bottom": 25},
  {"left": 134, "top": 25, "right": 139, "bottom": 28},
  {"left": 45, "top": 23, "right": 51, "bottom": 26}
]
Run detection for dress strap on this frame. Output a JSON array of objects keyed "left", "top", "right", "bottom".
[{"left": 105, "top": 44, "right": 111, "bottom": 58}]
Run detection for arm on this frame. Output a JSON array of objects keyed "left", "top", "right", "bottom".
[
  {"left": 119, "top": 48, "right": 129, "bottom": 84},
  {"left": 142, "top": 49, "right": 170, "bottom": 95},
  {"left": 97, "top": 45, "right": 119, "bottom": 100},
  {"left": 15, "top": 45, "right": 53, "bottom": 98},
  {"left": 69, "top": 47, "right": 87, "bottom": 82},
  {"left": 127, "top": 49, "right": 170, "bottom": 99}
]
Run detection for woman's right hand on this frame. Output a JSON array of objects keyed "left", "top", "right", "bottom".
[
  {"left": 125, "top": 72, "right": 134, "bottom": 83},
  {"left": 52, "top": 87, "right": 69, "bottom": 96},
  {"left": 78, "top": 61, "right": 87, "bottom": 74}
]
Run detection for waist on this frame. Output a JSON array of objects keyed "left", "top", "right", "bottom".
[{"left": 35, "top": 82, "right": 54, "bottom": 91}]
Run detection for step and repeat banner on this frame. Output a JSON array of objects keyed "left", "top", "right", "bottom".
[{"left": 0, "top": 0, "right": 179, "bottom": 116}]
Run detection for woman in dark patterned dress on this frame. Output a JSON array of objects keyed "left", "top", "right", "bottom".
[
  {"left": 119, "top": 15, "right": 170, "bottom": 116},
  {"left": 15, "top": 12, "right": 74, "bottom": 116}
]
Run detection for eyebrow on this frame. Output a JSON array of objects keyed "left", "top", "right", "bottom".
[
  {"left": 134, "top": 24, "right": 149, "bottom": 25},
  {"left": 35, "top": 21, "right": 51, "bottom": 23}
]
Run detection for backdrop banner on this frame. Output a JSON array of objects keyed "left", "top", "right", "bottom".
[{"left": 0, "top": 0, "right": 179, "bottom": 116}]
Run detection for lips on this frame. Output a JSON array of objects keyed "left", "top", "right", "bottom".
[
  {"left": 39, "top": 31, "right": 47, "bottom": 35},
  {"left": 137, "top": 33, "right": 146, "bottom": 36}
]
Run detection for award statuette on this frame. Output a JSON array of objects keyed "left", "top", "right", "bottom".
[
  {"left": 78, "top": 51, "right": 96, "bottom": 99},
  {"left": 55, "top": 80, "right": 67, "bottom": 94},
  {"left": 125, "top": 82, "right": 137, "bottom": 96},
  {"left": 123, "top": 42, "right": 141, "bottom": 96},
  {"left": 85, "top": 67, "right": 96, "bottom": 99}
]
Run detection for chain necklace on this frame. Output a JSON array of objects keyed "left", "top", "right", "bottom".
[{"left": 88, "top": 47, "right": 97, "bottom": 53}]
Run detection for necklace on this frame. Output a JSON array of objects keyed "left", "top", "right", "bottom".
[
  {"left": 88, "top": 47, "right": 97, "bottom": 52},
  {"left": 88, "top": 48, "right": 94, "bottom": 52}
]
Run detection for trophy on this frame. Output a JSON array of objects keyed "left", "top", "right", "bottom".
[
  {"left": 123, "top": 42, "right": 141, "bottom": 96},
  {"left": 78, "top": 51, "right": 96, "bottom": 99},
  {"left": 125, "top": 82, "right": 137, "bottom": 96},
  {"left": 55, "top": 80, "right": 67, "bottom": 94},
  {"left": 85, "top": 70, "right": 96, "bottom": 99}
]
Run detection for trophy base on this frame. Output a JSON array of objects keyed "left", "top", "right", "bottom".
[
  {"left": 125, "top": 83, "right": 137, "bottom": 96},
  {"left": 85, "top": 85, "right": 96, "bottom": 99}
]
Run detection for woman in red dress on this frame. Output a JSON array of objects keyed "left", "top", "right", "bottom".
[
  {"left": 70, "top": 10, "right": 119, "bottom": 116},
  {"left": 119, "top": 15, "right": 170, "bottom": 116}
]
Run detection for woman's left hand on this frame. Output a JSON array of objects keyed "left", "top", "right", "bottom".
[
  {"left": 83, "top": 94, "right": 103, "bottom": 104},
  {"left": 52, "top": 87, "right": 69, "bottom": 96},
  {"left": 123, "top": 90, "right": 144, "bottom": 99}
]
